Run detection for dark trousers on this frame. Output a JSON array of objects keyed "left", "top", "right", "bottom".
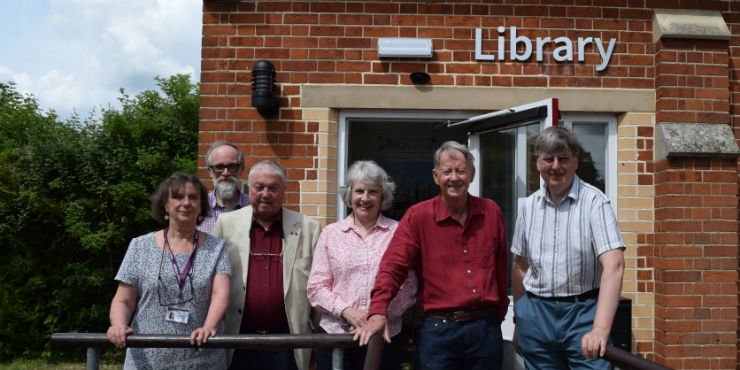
[
  {"left": 314, "top": 327, "right": 401, "bottom": 370},
  {"left": 415, "top": 315, "right": 503, "bottom": 370},
  {"left": 228, "top": 327, "right": 297, "bottom": 370}
]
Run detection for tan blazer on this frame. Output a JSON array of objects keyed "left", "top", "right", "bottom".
[{"left": 213, "top": 206, "right": 322, "bottom": 370}]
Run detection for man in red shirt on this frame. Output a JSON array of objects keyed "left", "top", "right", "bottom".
[{"left": 353, "top": 141, "right": 509, "bottom": 370}]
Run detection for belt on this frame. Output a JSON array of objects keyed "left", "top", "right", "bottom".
[
  {"left": 527, "top": 289, "right": 600, "bottom": 303},
  {"left": 424, "top": 306, "right": 498, "bottom": 322}
]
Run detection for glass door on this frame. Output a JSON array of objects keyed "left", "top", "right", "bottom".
[{"left": 455, "top": 98, "right": 558, "bottom": 342}]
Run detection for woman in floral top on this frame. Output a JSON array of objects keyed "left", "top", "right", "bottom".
[{"left": 308, "top": 160, "right": 417, "bottom": 370}]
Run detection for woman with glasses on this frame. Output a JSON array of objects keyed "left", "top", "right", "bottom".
[
  {"left": 107, "top": 172, "right": 231, "bottom": 370},
  {"left": 307, "top": 161, "right": 417, "bottom": 370}
]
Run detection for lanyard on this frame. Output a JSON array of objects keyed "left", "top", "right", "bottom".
[{"left": 163, "top": 227, "right": 198, "bottom": 298}]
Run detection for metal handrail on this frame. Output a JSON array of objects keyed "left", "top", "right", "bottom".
[
  {"left": 51, "top": 332, "right": 383, "bottom": 370},
  {"left": 52, "top": 333, "right": 672, "bottom": 370},
  {"left": 604, "top": 345, "right": 673, "bottom": 370}
]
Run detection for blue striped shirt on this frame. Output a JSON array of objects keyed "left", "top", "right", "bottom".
[{"left": 511, "top": 175, "right": 624, "bottom": 297}]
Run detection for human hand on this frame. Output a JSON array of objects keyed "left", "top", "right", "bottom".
[
  {"left": 581, "top": 327, "right": 609, "bottom": 359},
  {"left": 107, "top": 325, "right": 133, "bottom": 348},
  {"left": 341, "top": 307, "right": 368, "bottom": 329},
  {"left": 350, "top": 314, "right": 389, "bottom": 346},
  {"left": 190, "top": 326, "right": 217, "bottom": 347}
]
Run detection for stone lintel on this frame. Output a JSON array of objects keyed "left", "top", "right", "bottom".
[
  {"left": 656, "top": 122, "right": 739, "bottom": 160},
  {"left": 653, "top": 9, "right": 731, "bottom": 43}
]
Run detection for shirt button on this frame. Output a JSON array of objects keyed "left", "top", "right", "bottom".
[
  {"left": 467, "top": 270, "right": 471, "bottom": 274},
  {"left": 265, "top": 266, "right": 269, "bottom": 270},
  {"left": 472, "top": 289, "right": 477, "bottom": 293},
  {"left": 263, "top": 284, "right": 268, "bottom": 288},
  {"left": 463, "top": 249, "right": 468, "bottom": 254}
]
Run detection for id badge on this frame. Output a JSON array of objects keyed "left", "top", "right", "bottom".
[{"left": 165, "top": 307, "right": 190, "bottom": 324}]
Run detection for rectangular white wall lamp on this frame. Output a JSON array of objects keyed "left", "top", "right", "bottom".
[{"left": 377, "top": 37, "right": 433, "bottom": 58}]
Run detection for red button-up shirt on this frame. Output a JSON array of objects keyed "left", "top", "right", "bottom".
[
  {"left": 242, "top": 213, "right": 288, "bottom": 330},
  {"left": 368, "top": 194, "right": 509, "bottom": 322}
]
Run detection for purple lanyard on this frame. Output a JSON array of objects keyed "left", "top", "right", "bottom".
[{"left": 163, "top": 228, "right": 198, "bottom": 298}]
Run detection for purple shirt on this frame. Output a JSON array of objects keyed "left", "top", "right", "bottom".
[{"left": 198, "top": 191, "right": 249, "bottom": 234}]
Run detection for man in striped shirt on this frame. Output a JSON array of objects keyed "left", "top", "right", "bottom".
[{"left": 511, "top": 126, "right": 625, "bottom": 370}]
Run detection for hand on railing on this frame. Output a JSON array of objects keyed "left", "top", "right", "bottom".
[
  {"left": 351, "top": 314, "right": 390, "bottom": 346},
  {"left": 106, "top": 325, "right": 133, "bottom": 348},
  {"left": 190, "top": 326, "right": 217, "bottom": 347}
]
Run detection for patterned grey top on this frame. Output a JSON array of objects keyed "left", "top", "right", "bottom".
[{"left": 115, "top": 232, "right": 231, "bottom": 370}]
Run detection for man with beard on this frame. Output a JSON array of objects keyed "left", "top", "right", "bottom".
[{"left": 198, "top": 141, "right": 250, "bottom": 234}]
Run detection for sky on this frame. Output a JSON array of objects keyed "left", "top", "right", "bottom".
[{"left": 0, "top": 0, "right": 202, "bottom": 120}]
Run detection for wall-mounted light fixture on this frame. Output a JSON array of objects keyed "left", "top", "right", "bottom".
[
  {"left": 409, "top": 72, "right": 430, "bottom": 84},
  {"left": 251, "top": 60, "right": 279, "bottom": 117},
  {"left": 377, "top": 38, "right": 433, "bottom": 58}
]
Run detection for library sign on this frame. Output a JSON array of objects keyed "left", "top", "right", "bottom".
[{"left": 475, "top": 27, "right": 617, "bottom": 72}]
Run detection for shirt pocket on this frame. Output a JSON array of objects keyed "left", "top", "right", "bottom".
[{"left": 474, "top": 236, "right": 496, "bottom": 268}]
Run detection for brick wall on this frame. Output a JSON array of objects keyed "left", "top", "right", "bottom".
[
  {"left": 199, "top": 1, "right": 740, "bottom": 369},
  {"left": 653, "top": 32, "right": 738, "bottom": 369}
]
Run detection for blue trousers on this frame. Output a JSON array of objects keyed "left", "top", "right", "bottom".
[
  {"left": 515, "top": 293, "right": 612, "bottom": 370},
  {"left": 415, "top": 315, "right": 503, "bottom": 370}
]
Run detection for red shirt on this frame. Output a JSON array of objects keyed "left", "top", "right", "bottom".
[
  {"left": 368, "top": 194, "right": 509, "bottom": 322},
  {"left": 242, "top": 213, "right": 288, "bottom": 330}
]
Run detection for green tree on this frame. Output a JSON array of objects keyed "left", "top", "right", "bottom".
[{"left": 0, "top": 74, "right": 199, "bottom": 360}]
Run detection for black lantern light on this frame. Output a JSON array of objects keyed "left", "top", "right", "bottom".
[{"left": 251, "top": 60, "right": 279, "bottom": 117}]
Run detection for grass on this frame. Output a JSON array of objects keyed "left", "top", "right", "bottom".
[{"left": 0, "top": 359, "right": 121, "bottom": 370}]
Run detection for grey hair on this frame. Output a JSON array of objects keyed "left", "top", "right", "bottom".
[
  {"left": 247, "top": 160, "right": 287, "bottom": 188},
  {"left": 206, "top": 141, "right": 244, "bottom": 168},
  {"left": 535, "top": 126, "right": 580, "bottom": 157},
  {"left": 433, "top": 140, "right": 475, "bottom": 170},
  {"left": 339, "top": 160, "right": 396, "bottom": 211}
]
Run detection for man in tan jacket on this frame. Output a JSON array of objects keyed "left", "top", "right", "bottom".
[{"left": 214, "top": 160, "right": 321, "bottom": 370}]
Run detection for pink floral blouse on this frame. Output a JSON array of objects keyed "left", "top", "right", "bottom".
[{"left": 307, "top": 214, "right": 417, "bottom": 336}]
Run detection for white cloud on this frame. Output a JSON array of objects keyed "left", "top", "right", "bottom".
[{"left": 0, "top": 0, "right": 201, "bottom": 119}]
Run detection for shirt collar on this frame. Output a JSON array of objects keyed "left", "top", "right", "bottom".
[
  {"left": 433, "top": 193, "right": 481, "bottom": 224},
  {"left": 341, "top": 213, "right": 392, "bottom": 232},
  {"left": 210, "top": 190, "right": 249, "bottom": 210},
  {"left": 539, "top": 175, "right": 581, "bottom": 205},
  {"left": 250, "top": 209, "right": 284, "bottom": 237}
]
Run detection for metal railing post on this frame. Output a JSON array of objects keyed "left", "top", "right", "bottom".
[
  {"left": 86, "top": 347, "right": 99, "bottom": 370},
  {"left": 331, "top": 347, "right": 344, "bottom": 370}
]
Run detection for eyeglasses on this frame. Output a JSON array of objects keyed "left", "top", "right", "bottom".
[
  {"left": 249, "top": 249, "right": 283, "bottom": 262},
  {"left": 539, "top": 155, "right": 574, "bottom": 165},
  {"left": 210, "top": 163, "right": 241, "bottom": 172}
]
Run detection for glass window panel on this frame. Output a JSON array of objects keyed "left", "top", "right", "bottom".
[
  {"left": 480, "top": 128, "right": 516, "bottom": 294},
  {"left": 572, "top": 123, "right": 607, "bottom": 193},
  {"left": 525, "top": 123, "right": 540, "bottom": 196},
  {"left": 348, "top": 120, "right": 467, "bottom": 221}
]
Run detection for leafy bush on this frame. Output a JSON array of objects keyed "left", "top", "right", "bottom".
[{"left": 0, "top": 74, "right": 199, "bottom": 360}]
